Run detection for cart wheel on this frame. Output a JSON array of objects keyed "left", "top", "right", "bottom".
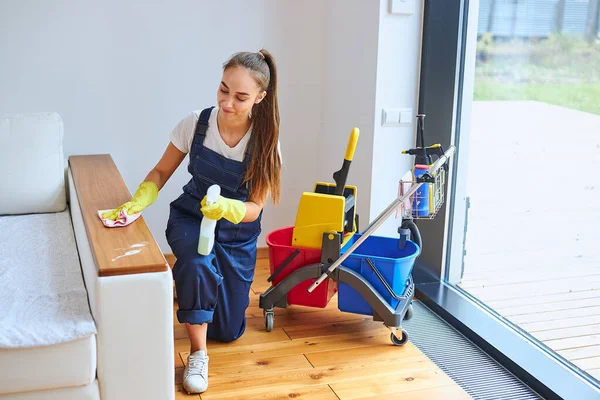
[
  {"left": 391, "top": 331, "right": 409, "bottom": 346},
  {"left": 404, "top": 304, "right": 414, "bottom": 321},
  {"left": 264, "top": 311, "right": 274, "bottom": 332}
]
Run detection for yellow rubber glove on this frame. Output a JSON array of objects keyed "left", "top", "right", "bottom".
[
  {"left": 101, "top": 181, "right": 158, "bottom": 221},
  {"left": 201, "top": 195, "right": 246, "bottom": 224}
]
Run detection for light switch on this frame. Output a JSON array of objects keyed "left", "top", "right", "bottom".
[
  {"left": 389, "top": 0, "right": 415, "bottom": 15},
  {"left": 400, "top": 109, "right": 413, "bottom": 124},
  {"left": 382, "top": 108, "right": 412, "bottom": 126},
  {"left": 382, "top": 108, "right": 401, "bottom": 126}
]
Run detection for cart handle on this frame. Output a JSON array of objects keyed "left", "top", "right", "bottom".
[
  {"left": 365, "top": 257, "right": 404, "bottom": 300},
  {"left": 307, "top": 145, "right": 456, "bottom": 293}
]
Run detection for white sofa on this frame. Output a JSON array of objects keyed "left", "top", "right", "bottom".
[{"left": 0, "top": 113, "right": 174, "bottom": 400}]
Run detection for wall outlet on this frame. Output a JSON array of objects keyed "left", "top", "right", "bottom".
[{"left": 389, "top": 0, "right": 415, "bottom": 15}]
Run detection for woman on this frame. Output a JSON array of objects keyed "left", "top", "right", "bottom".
[{"left": 102, "top": 49, "right": 282, "bottom": 394}]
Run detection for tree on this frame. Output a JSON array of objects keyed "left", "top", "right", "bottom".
[{"left": 585, "top": 0, "right": 600, "bottom": 43}]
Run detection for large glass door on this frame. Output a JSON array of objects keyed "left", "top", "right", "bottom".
[{"left": 450, "top": 0, "right": 600, "bottom": 382}]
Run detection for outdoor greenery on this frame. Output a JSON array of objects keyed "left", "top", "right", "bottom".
[{"left": 474, "top": 33, "right": 600, "bottom": 115}]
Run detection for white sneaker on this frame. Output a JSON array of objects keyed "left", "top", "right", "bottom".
[{"left": 183, "top": 350, "right": 209, "bottom": 394}]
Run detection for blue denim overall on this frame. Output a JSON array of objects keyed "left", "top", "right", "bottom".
[{"left": 166, "top": 107, "right": 261, "bottom": 343}]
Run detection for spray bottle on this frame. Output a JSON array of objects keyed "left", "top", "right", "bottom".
[
  {"left": 401, "top": 114, "right": 447, "bottom": 217},
  {"left": 198, "top": 184, "right": 220, "bottom": 255}
]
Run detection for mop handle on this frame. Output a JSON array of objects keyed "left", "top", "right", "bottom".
[
  {"left": 307, "top": 145, "right": 456, "bottom": 293},
  {"left": 344, "top": 127, "right": 360, "bottom": 161}
]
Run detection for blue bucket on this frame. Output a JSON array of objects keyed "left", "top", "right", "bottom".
[{"left": 337, "top": 234, "right": 420, "bottom": 316}]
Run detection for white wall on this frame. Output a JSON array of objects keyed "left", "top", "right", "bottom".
[
  {"left": 319, "top": 0, "right": 381, "bottom": 228},
  {"left": 0, "top": 0, "right": 326, "bottom": 251},
  {"left": 370, "top": 0, "right": 424, "bottom": 237},
  {"left": 319, "top": 0, "right": 424, "bottom": 238},
  {"left": 0, "top": 0, "right": 423, "bottom": 252},
  {"left": 265, "top": 1, "right": 327, "bottom": 238}
]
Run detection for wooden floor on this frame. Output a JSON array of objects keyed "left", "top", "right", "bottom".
[
  {"left": 169, "top": 255, "right": 470, "bottom": 399},
  {"left": 458, "top": 101, "right": 600, "bottom": 381}
]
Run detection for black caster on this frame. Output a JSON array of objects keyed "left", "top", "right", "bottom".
[
  {"left": 404, "top": 304, "right": 414, "bottom": 320},
  {"left": 391, "top": 330, "right": 409, "bottom": 346}
]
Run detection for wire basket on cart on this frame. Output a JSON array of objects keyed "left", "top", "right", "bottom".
[{"left": 397, "top": 165, "right": 446, "bottom": 220}]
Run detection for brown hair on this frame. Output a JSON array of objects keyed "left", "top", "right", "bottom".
[{"left": 223, "top": 48, "right": 281, "bottom": 204}]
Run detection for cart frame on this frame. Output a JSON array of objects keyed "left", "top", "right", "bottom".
[{"left": 258, "top": 146, "right": 456, "bottom": 345}]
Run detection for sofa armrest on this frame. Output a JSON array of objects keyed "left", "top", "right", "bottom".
[
  {"left": 68, "top": 154, "right": 168, "bottom": 276},
  {"left": 68, "top": 154, "right": 174, "bottom": 400}
]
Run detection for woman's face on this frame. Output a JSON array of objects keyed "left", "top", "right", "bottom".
[{"left": 217, "top": 66, "right": 265, "bottom": 120}]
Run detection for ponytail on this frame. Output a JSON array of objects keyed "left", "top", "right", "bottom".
[{"left": 223, "top": 48, "right": 281, "bottom": 204}]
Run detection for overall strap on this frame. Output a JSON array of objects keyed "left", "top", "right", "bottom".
[{"left": 194, "top": 106, "right": 215, "bottom": 138}]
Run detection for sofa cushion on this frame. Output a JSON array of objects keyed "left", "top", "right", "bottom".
[
  {"left": 0, "top": 209, "right": 96, "bottom": 348},
  {"left": 0, "top": 335, "right": 96, "bottom": 395},
  {"left": 0, "top": 112, "right": 66, "bottom": 215},
  {"left": 0, "top": 380, "right": 99, "bottom": 400}
]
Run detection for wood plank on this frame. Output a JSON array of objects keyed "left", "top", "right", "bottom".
[
  {"left": 484, "top": 289, "right": 600, "bottom": 310},
  {"left": 69, "top": 155, "right": 168, "bottom": 276},
  {"left": 180, "top": 353, "right": 313, "bottom": 377},
  {"left": 175, "top": 323, "right": 189, "bottom": 340},
  {"left": 497, "top": 296, "right": 600, "bottom": 317},
  {"left": 176, "top": 384, "right": 200, "bottom": 399},
  {"left": 519, "top": 315, "right": 600, "bottom": 333},
  {"left": 245, "top": 297, "right": 340, "bottom": 318},
  {"left": 461, "top": 266, "right": 600, "bottom": 289},
  {"left": 465, "top": 275, "right": 600, "bottom": 302},
  {"left": 354, "top": 385, "right": 472, "bottom": 400},
  {"left": 573, "top": 357, "right": 600, "bottom": 372},
  {"left": 251, "top": 280, "right": 273, "bottom": 294},
  {"left": 202, "top": 385, "right": 337, "bottom": 400},
  {"left": 257, "top": 247, "right": 269, "bottom": 260},
  {"left": 558, "top": 345, "right": 600, "bottom": 361},
  {"left": 509, "top": 305, "right": 600, "bottom": 325},
  {"left": 461, "top": 253, "right": 600, "bottom": 277},
  {"left": 544, "top": 334, "right": 600, "bottom": 352},
  {"left": 203, "top": 359, "right": 442, "bottom": 400},
  {"left": 245, "top": 307, "right": 366, "bottom": 330},
  {"left": 174, "top": 327, "right": 291, "bottom": 354},
  {"left": 328, "top": 367, "right": 457, "bottom": 399},
  {"left": 185, "top": 331, "right": 395, "bottom": 365},
  {"left": 283, "top": 317, "right": 387, "bottom": 340},
  {"left": 305, "top": 343, "right": 426, "bottom": 367},
  {"left": 175, "top": 351, "right": 184, "bottom": 368},
  {"left": 534, "top": 324, "right": 600, "bottom": 342},
  {"left": 464, "top": 232, "right": 599, "bottom": 256},
  {"left": 246, "top": 301, "right": 340, "bottom": 316}
]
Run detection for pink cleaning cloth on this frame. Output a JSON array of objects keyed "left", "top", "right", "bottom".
[
  {"left": 97, "top": 209, "right": 142, "bottom": 228},
  {"left": 396, "top": 170, "right": 414, "bottom": 219}
]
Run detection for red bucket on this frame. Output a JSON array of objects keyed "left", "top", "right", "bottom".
[{"left": 266, "top": 227, "right": 337, "bottom": 308}]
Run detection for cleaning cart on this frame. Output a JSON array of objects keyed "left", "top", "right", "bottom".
[{"left": 259, "top": 119, "right": 455, "bottom": 345}]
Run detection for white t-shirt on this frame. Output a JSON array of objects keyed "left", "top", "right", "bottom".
[{"left": 169, "top": 107, "right": 281, "bottom": 163}]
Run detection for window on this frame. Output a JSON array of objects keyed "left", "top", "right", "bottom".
[{"left": 413, "top": 1, "right": 600, "bottom": 398}]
